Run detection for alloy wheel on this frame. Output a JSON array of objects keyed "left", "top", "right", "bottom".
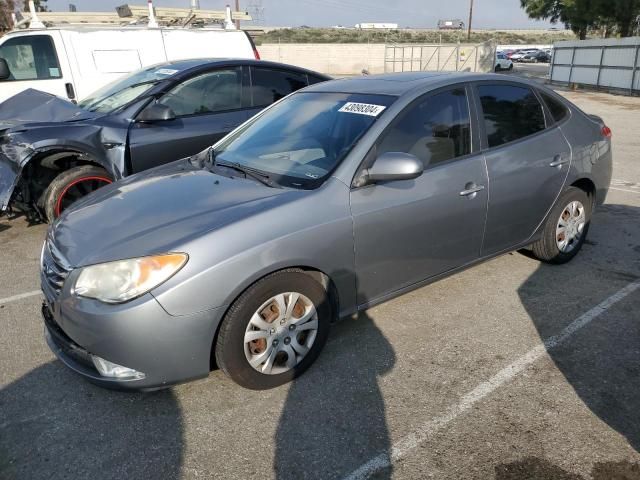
[
  {"left": 244, "top": 292, "right": 318, "bottom": 375},
  {"left": 556, "top": 200, "right": 586, "bottom": 253}
]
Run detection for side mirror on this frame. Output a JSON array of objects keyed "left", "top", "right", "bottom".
[
  {"left": 359, "top": 152, "right": 423, "bottom": 186},
  {"left": 137, "top": 103, "right": 176, "bottom": 123},
  {"left": 0, "top": 58, "right": 11, "bottom": 80}
]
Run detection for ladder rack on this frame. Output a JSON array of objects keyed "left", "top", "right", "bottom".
[{"left": 14, "top": 2, "right": 252, "bottom": 29}]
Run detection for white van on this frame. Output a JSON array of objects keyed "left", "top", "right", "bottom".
[{"left": 0, "top": 26, "right": 259, "bottom": 103}]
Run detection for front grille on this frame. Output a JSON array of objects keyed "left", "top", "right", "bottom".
[{"left": 42, "top": 239, "right": 71, "bottom": 298}]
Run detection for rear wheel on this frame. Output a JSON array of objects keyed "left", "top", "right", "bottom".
[
  {"left": 43, "top": 165, "right": 112, "bottom": 222},
  {"left": 531, "top": 187, "right": 591, "bottom": 264},
  {"left": 508, "top": 64, "right": 514, "bottom": 71},
  {"left": 215, "top": 270, "right": 331, "bottom": 390}
]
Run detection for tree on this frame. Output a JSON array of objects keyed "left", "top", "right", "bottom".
[
  {"left": 519, "top": 0, "right": 599, "bottom": 39},
  {"left": 0, "top": 0, "right": 16, "bottom": 32},
  {"left": 520, "top": 0, "right": 640, "bottom": 38},
  {"left": 601, "top": 0, "right": 640, "bottom": 37}
]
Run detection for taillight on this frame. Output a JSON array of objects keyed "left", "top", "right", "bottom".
[
  {"left": 602, "top": 125, "right": 612, "bottom": 138},
  {"left": 253, "top": 48, "right": 260, "bottom": 60}
]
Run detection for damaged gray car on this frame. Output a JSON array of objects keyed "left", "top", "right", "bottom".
[{"left": 0, "top": 58, "right": 329, "bottom": 221}]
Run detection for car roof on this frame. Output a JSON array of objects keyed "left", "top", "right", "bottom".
[
  {"left": 303, "top": 71, "right": 536, "bottom": 96},
  {"left": 142, "top": 58, "right": 331, "bottom": 80}
]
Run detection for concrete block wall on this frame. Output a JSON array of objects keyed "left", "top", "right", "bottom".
[
  {"left": 258, "top": 42, "right": 496, "bottom": 75},
  {"left": 258, "top": 43, "right": 387, "bottom": 75}
]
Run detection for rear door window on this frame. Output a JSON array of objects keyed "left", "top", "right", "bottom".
[
  {"left": 0, "top": 35, "right": 61, "bottom": 81},
  {"left": 251, "top": 67, "right": 308, "bottom": 107},
  {"left": 377, "top": 87, "right": 472, "bottom": 168},
  {"left": 477, "top": 84, "right": 546, "bottom": 148}
]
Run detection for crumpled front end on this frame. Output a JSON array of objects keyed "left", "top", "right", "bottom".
[{"left": 0, "top": 137, "right": 28, "bottom": 214}]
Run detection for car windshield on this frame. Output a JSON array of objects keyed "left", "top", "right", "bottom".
[
  {"left": 215, "top": 92, "right": 395, "bottom": 189},
  {"left": 78, "top": 64, "right": 185, "bottom": 113}
]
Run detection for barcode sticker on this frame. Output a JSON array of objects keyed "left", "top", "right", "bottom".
[
  {"left": 338, "top": 102, "right": 386, "bottom": 117},
  {"left": 156, "top": 68, "right": 179, "bottom": 76}
]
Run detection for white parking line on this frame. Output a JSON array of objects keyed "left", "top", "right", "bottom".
[
  {"left": 610, "top": 187, "right": 640, "bottom": 195},
  {"left": 0, "top": 290, "right": 41, "bottom": 306},
  {"left": 344, "top": 280, "right": 640, "bottom": 480}
]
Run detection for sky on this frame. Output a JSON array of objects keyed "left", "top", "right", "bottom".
[{"left": 44, "top": 0, "right": 555, "bottom": 29}]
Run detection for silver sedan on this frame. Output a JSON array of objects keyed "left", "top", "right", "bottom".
[{"left": 41, "top": 72, "right": 612, "bottom": 390}]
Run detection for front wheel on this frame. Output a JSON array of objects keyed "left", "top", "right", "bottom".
[
  {"left": 531, "top": 187, "right": 591, "bottom": 264},
  {"left": 215, "top": 270, "right": 331, "bottom": 389},
  {"left": 43, "top": 165, "right": 113, "bottom": 222},
  {"left": 508, "top": 64, "right": 514, "bottom": 71},
  {"left": 495, "top": 65, "right": 501, "bottom": 72}
]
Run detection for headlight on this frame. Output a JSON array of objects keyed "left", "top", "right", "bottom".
[{"left": 74, "top": 253, "right": 188, "bottom": 303}]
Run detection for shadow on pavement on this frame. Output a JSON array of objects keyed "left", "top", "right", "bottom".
[
  {"left": 517, "top": 204, "right": 640, "bottom": 460},
  {"left": 0, "top": 362, "right": 183, "bottom": 480},
  {"left": 274, "top": 287, "right": 396, "bottom": 480}
]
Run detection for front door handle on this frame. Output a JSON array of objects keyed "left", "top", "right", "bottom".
[
  {"left": 459, "top": 183, "right": 485, "bottom": 197},
  {"left": 549, "top": 155, "right": 569, "bottom": 168}
]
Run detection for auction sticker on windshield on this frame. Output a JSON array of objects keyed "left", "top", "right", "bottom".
[
  {"left": 338, "top": 102, "right": 386, "bottom": 117},
  {"left": 156, "top": 68, "right": 179, "bottom": 76}
]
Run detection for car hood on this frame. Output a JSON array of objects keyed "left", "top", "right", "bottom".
[
  {"left": 50, "top": 160, "right": 302, "bottom": 267},
  {"left": 0, "top": 89, "right": 96, "bottom": 129}
]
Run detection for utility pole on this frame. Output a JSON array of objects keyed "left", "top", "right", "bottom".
[
  {"left": 467, "top": 0, "right": 473, "bottom": 41},
  {"left": 235, "top": 0, "right": 240, "bottom": 29}
]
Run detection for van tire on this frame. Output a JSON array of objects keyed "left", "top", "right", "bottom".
[{"left": 43, "top": 165, "right": 113, "bottom": 222}]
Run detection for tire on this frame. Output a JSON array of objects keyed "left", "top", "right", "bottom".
[
  {"left": 531, "top": 187, "right": 591, "bottom": 264},
  {"left": 43, "top": 165, "right": 113, "bottom": 222},
  {"left": 508, "top": 64, "right": 514, "bottom": 71},
  {"left": 495, "top": 65, "right": 501, "bottom": 73},
  {"left": 215, "top": 270, "right": 331, "bottom": 390}
]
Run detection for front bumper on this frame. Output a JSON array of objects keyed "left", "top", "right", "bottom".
[{"left": 42, "top": 286, "right": 227, "bottom": 391}]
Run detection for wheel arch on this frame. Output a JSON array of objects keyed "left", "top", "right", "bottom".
[
  {"left": 570, "top": 177, "right": 597, "bottom": 209},
  {"left": 16, "top": 147, "right": 113, "bottom": 214},
  {"left": 209, "top": 265, "right": 341, "bottom": 370}
]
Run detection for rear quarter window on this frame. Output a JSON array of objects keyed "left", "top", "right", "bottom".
[{"left": 540, "top": 91, "right": 570, "bottom": 123}]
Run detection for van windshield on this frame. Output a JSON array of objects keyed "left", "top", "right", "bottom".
[{"left": 78, "top": 64, "right": 185, "bottom": 113}]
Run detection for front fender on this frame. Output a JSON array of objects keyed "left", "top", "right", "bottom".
[
  {"left": 0, "top": 149, "right": 21, "bottom": 212},
  {"left": 0, "top": 130, "right": 126, "bottom": 213}
]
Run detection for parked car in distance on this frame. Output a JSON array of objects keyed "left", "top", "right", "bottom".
[
  {"left": 495, "top": 53, "right": 514, "bottom": 72},
  {"left": 41, "top": 72, "right": 612, "bottom": 391},
  {"left": 510, "top": 49, "right": 540, "bottom": 62},
  {"left": 521, "top": 51, "right": 551, "bottom": 63},
  {"left": 0, "top": 26, "right": 260, "bottom": 103},
  {"left": 0, "top": 59, "right": 330, "bottom": 221}
]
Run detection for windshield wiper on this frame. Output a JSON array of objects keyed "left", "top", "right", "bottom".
[{"left": 216, "top": 160, "right": 280, "bottom": 189}]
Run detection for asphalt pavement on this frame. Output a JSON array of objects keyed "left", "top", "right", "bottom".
[{"left": 1, "top": 84, "right": 639, "bottom": 480}]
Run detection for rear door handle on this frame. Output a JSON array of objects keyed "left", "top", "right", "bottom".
[
  {"left": 549, "top": 155, "right": 569, "bottom": 168},
  {"left": 459, "top": 184, "right": 485, "bottom": 197}
]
